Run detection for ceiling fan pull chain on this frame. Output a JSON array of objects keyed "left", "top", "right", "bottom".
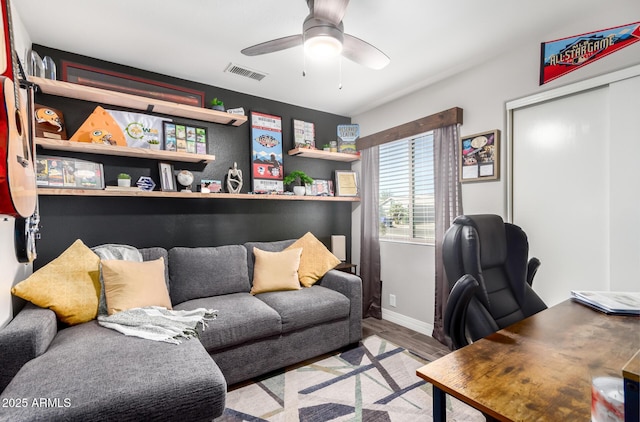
[
  {"left": 303, "top": 52, "right": 307, "bottom": 77},
  {"left": 338, "top": 56, "right": 343, "bottom": 90}
]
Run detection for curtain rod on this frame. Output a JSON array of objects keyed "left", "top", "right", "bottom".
[{"left": 356, "top": 107, "right": 463, "bottom": 150}]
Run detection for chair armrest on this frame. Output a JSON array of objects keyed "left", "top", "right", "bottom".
[
  {"left": 527, "top": 257, "right": 541, "bottom": 286},
  {"left": 444, "top": 274, "right": 480, "bottom": 350},
  {"left": 0, "top": 303, "right": 57, "bottom": 392},
  {"left": 316, "top": 270, "right": 363, "bottom": 344}
]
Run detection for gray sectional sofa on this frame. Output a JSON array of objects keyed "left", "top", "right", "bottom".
[{"left": 0, "top": 239, "right": 363, "bottom": 422}]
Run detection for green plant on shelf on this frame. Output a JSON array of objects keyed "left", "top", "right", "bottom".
[
  {"left": 210, "top": 98, "right": 225, "bottom": 111},
  {"left": 283, "top": 170, "right": 313, "bottom": 186},
  {"left": 117, "top": 173, "right": 131, "bottom": 180}
]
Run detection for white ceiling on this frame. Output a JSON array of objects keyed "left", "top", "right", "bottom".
[{"left": 14, "top": 0, "right": 625, "bottom": 116}]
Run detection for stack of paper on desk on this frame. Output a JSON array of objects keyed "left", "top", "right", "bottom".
[{"left": 571, "top": 291, "right": 640, "bottom": 315}]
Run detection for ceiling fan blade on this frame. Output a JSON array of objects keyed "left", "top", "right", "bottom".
[
  {"left": 241, "top": 34, "right": 303, "bottom": 56},
  {"left": 311, "top": 0, "right": 349, "bottom": 25},
  {"left": 342, "top": 34, "right": 390, "bottom": 70}
]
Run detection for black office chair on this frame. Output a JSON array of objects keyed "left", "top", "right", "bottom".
[{"left": 442, "top": 214, "right": 547, "bottom": 350}]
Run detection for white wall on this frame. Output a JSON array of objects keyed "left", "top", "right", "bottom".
[
  {"left": 0, "top": 4, "right": 34, "bottom": 328},
  {"left": 351, "top": 4, "right": 640, "bottom": 331}
]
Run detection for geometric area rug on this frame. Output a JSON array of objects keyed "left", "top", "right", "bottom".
[{"left": 215, "top": 335, "right": 484, "bottom": 421}]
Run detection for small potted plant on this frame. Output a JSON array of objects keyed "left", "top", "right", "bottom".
[
  {"left": 209, "top": 98, "right": 225, "bottom": 112},
  {"left": 322, "top": 143, "right": 331, "bottom": 151},
  {"left": 117, "top": 173, "right": 132, "bottom": 187},
  {"left": 148, "top": 139, "right": 161, "bottom": 150},
  {"left": 283, "top": 170, "right": 313, "bottom": 196}
]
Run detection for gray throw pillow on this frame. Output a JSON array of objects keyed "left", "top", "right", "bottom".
[{"left": 169, "top": 245, "right": 250, "bottom": 305}]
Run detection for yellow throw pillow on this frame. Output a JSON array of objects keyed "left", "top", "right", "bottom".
[
  {"left": 250, "top": 247, "right": 302, "bottom": 295},
  {"left": 101, "top": 257, "right": 172, "bottom": 315},
  {"left": 286, "top": 232, "right": 341, "bottom": 287},
  {"left": 11, "top": 239, "right": 101, "bottom": 325}
]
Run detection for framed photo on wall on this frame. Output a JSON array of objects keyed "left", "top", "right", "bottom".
[
  {"left": 158, "top": 162, "right": 176, "bottom": 191},
  {"left": 335, "top": 170, "right": 358, "bottom": 196},
  {"left": 250, "top": 111, "right": 284, "bottom": 193},
  {"left": 459, "top": 130, "right": 500, "bottom": 182}
]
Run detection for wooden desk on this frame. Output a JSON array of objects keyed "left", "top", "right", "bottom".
[{"left": 417, "top": 300, "right": 640, "bottom": 421}]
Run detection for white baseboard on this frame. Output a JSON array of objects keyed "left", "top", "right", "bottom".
[{"left": 381, "top": 308, "right": 434, "bottom": 337}]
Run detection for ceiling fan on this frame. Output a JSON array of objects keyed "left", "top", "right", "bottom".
[{"left": 241, "top": 0, "right": 390, "bottom": 70}]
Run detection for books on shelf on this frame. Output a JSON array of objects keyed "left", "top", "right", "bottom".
[{"left": 570, "top": 290, "right": 640, "bottom": 315}]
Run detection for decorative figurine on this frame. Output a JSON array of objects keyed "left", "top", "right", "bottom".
[{"left": 227, "top": 162, "right": 243, "bottom": 193}]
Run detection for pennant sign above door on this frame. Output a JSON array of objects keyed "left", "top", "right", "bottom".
[{"left": 540, "top": 22, "right": 640, "bottom": 85}]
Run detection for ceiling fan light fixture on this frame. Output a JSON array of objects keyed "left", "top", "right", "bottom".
[
  {"left": 303, "top": 19, "right": 344, "bottom": 60},
  {"left": 304, "top": 34, "right": 343, "bottom": 59}
]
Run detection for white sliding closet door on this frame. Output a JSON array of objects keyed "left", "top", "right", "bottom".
[{"left": 510, "top": 70, "right": 639, "bottom": 307}]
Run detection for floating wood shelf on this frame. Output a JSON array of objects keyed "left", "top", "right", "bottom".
[
  {"left": 29, "top": 76, "right": 247, "bottom": 127},
  {"left": 38, "top": 189, "right": 360, "bottom": 201},
  {"left": 35, "top": 137, "right": 215, "bottom": 163},
  {"left": 287, "top": 147, "right": 360, "bottom": 162}
]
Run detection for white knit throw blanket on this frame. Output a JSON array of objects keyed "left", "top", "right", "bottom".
[{"left": 98, "top": 306, "right": 218, "bottom": 344}]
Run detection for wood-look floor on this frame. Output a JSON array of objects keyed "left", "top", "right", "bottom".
[{"left": 362, "top": 317, "right": 451, "bottom": 362}]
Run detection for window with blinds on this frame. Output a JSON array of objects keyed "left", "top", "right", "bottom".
[{"left": 379, "top": 132, "right": 435, "bottom": 244}]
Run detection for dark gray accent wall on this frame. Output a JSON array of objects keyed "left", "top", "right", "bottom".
[{"left": 32, "top": 45, "right": 354, "bottom": 269}]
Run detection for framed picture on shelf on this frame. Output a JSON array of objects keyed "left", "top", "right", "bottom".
[
  {"left": 62, "top": 61, "right": 205, "bottom": 107},
  {"left": 337, "top": 124, "right": 359, "bottom": 154},
  {"left": 36, "top": 156, "right": 104, "bottom": 190},
  {"left": 459, "top": 130, "right": 500, "bottom": 182},
  {"left": 293, "top": 119, "right": 315, "bottom": 149},
  {"left": 335, "top": 170, "right": 358, "bottom": 196},
  {"left": 201, "top": 179, "right": 222, "bottom": 193},
  {"left": 158, "top": 162, "right": 176, "bottom": 191},
  {"left": 305, "top": 179, "right": 334, "bottom": 196}
]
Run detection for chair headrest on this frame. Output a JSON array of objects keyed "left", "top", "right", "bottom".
[{"left": 453, "top": 214, "right": 507, "bottom": 267}]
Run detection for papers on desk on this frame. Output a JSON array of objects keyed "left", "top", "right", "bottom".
[{"left": 571, "top": 291, "right": 640, "bottom": 316}]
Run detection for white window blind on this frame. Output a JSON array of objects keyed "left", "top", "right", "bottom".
[{"left": 379, "top": 132, "right": 435, "bottom": 243}]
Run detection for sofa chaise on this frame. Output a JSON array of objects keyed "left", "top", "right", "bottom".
[{"left": 0, "top": 236, "right": 363, "bottom": 421}]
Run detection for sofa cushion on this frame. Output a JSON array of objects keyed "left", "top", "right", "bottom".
[
  {"left": 169, "top": 245, "right": 250, "bottom": 305},
  {"left": 250, "top": 247, "right": 302, "bottom": 295},
  {"left": 0, "top": 320, "right": 226, "bottom": 421},
  {"left": 92, "top": 243, "right": 143, "bottom": 316},
  {"left": 101, "top": 258, "right": 173, "bottom": 314},
  {"left": 256, "top": 285, "right": 350, "bottom": 333},
  {"left": 173, "top": 293, "right": 282, "bottom": 352},
  {"left": 11, "top": 239, "right": 100, "bottom": 325},
  {"left": 139, "top": 247, "right": 170, "bottom": 289},
  {"left": 244, "top": 239, "right": 295, "bottom": 283},
  {"left": 286, "top": 232, "right": 341, "bottom": 287}
]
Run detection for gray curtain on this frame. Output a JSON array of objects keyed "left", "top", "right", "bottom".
[
  {"left": 432, "top": 124, "right": 463, "bottom": 345},
  {"left": 360, "top": 146, "right": 382, "bottom": 318}
]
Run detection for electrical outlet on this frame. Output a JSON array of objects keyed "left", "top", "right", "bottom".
[{"left": 389, "top": 294, "right": 396, "bottom": 307}]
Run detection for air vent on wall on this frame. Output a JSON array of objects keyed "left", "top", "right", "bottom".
[{"left": 224, "top": 63, "right": 268, "bottom": 81}]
